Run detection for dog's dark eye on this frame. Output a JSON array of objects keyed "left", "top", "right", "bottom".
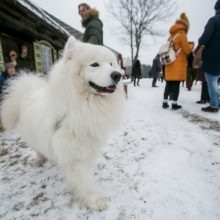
[
  {"left": 110, "top": 62, "right": 113, "bottom": 66},
  {"left": 90, "top": 63, "right": 99, "bottom": 67}
]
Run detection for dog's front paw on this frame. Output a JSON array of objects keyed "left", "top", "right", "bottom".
[
  {"left": 35, "top": 153, "right": 47, "bottom": 167},
  {"left": 85, "top": 194, "right": 107, "bottom": 211},
  {"left": 35, "top": 158, "right": 46, "bottom": 167}
]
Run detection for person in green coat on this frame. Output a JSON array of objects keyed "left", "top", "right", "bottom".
[{"left": 78, "top": 3, "right": 103, "bottom": 45}]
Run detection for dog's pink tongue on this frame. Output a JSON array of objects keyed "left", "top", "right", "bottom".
[{"left": 108, "top": 85, "right": 116, "bottom": 90}]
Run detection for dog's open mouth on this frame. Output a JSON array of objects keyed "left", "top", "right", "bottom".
[{"left": 89, "top": 81, "right": 116, "bottom": 93}]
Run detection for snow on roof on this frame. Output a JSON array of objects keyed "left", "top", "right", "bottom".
[
  {"left": 17, "top": 0, "right": 72, "bottom": 37},
  {"left": 16, "top": 0, "right": 120, "bottom": 55}
]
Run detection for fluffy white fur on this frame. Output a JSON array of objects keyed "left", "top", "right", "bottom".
[{"left": 1, "top": 36, "right": 125, "bottom": 210}]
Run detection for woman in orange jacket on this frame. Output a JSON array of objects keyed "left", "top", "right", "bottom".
[{"left": 162, "top": 13, "right": 193, "bottom": 110}]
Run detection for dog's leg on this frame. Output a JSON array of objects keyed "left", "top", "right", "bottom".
[
  {"left": 35, "top": 152, "right": 47, "bottom": 167},
  {"left": 65, "top": 162, "right": 107, "bottom": 211}
]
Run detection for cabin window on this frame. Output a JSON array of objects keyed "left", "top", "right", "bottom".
[
  {"left": 41, "top": 44, "right": 53, "bottom": 73},
  {"left": 34, "top": 40, "right": 58, "bottom": 74}
]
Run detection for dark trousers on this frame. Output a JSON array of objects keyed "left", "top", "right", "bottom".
[
  {"left": 134, "top": 78, "right": 140, "bottom": 86},
  {"left": 186, "top": 67, "right": 197, "bottom": 91},
  {"left": 164, "top": 81, "right": 181, "bottom": 101},
  {"left": 201, "top": 81, "right": 209, "bottom": 101},
  {"left": 152, "top": 77, "right": 157, "bottom": 86}
]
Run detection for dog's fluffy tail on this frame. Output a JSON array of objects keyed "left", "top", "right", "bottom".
[{"left": 1, "top": 73, "right": 46, "bottom": 130}]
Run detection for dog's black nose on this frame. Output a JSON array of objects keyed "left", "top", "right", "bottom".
[{"left": 111, "top": 71, "right": 122, "bottom": 83}]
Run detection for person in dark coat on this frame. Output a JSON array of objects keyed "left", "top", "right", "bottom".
[
  {"left": 194, "top": 0, "right": 220, "bottom": 112},
  {"left": 151, "top": 54, "right": 161, "bottom": 87},
  {"left": 17, "top": 43, "right": 34, "bottom": 72},
  {"left": 131, "top": 59, "right": 142, "bottom": 86},
  {"left": 78, "top": 3, "right": 103, "bottom": 45}
]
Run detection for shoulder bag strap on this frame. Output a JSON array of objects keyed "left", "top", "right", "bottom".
[{"left": 171, "top": 33, "right": 182, "bottom": 55}]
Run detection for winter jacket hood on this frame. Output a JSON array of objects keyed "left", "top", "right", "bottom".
[
  {"left": 169, "top": 12, "right": 189, "bottom": 35},
  {"left": 169, "top": 23, "right": 187, "bottom": 35},
  {"left": 82, "top": 8, "right": 101, "bottom": 27}
]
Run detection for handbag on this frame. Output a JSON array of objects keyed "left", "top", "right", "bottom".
[
  {"left": 193, "top": 46, "right": 204, "bottom": 69},
  {"left": 159, "top": 33, "right": 182, "bottom": 65}
]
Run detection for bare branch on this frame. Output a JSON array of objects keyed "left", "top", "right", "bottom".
[{"left": 108, "top": 0, "right": 177, "bottom": 64}]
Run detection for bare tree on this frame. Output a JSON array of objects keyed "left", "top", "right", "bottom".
[{"left": 109, "top": 0, "right": 177, "bottom": 65}]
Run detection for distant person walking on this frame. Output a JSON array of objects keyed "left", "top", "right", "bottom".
[
  {"left": 131, "top": 59, "right": 142, "bottom": 87},
  {"left": 151, "top": 54, "right": 161, "bottom": 87},
  {"left": 186, "top": 42, "right": 196, "bottom": 91},
  {"left": 78, "top": 3, "right": 103, "bottom": 45},
  {"left": 162, "top": 13, "right": 193, "bottom": 110},
  {"left": 194, "top": 0, "right": 220, "bottom": 113}
]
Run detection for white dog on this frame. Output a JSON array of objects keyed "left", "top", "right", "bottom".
[{"left": 1, "top": 36, "right": 125, "bottom": 211}]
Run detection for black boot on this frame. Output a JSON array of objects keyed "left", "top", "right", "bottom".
[
  {"left": 162, "top": 102, "right": 169, "bottom": 109},
  {"left": 172, "top": 103, "right": 182, "bottom": 110},
  {"left": 196, "top": 100, "right": 208, "bottom": 104},
  {"left": 201, "top": 106, "right": 218, "bottom": 113}
]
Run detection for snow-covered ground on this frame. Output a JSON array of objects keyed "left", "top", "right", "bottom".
[{"left": 0, "top": 79, "right": 220, "bottom": 220}]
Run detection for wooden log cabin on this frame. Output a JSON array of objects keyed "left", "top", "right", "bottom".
[
  {"left": 0, "top": 0, "right": 127, "bottom": 96},
  {"left": 0, "top": 0, "right": 124, "bottom": 75},
  {"left": 0, "top": 0, "right": 82, "bottom": 73}
]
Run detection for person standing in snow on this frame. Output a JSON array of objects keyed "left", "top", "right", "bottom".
[
  {"left": 162, "top": 13, "right": 193, "bottom": 110},
  {"left": 151, "top": 54, "right": 162, "bottom": 87},
  {"left": 194, "top": 0, "right": 220, "bottom": 113},
  {"left": 131, "top": 59, "right": 142, "bottom": 87},
  {"left": 78, "top": 3, "right": 103, "bottom": 45}
]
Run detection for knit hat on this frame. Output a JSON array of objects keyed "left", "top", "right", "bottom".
[
  {"left": 176, "top": 12, "right": 189, "bottom": 32},
  {"left": 214, "top": 0, "right": 220, "bottom": 10}
]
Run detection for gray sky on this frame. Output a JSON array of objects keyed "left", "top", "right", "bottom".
[{"left": 31, "top": 0, "right": 216, "bottom": 65}]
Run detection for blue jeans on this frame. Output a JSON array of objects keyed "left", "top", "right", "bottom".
[{"left": 205, "top": 73, "right": 220, "bottom": 108}]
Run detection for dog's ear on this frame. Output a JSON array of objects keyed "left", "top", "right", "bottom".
[{"left": 63, "top": 36, "right": 78, "bottom": 60}]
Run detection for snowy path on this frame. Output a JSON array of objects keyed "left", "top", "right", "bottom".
[{"left": 0, "top": 79, "right": 220, "bottom": 220}]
